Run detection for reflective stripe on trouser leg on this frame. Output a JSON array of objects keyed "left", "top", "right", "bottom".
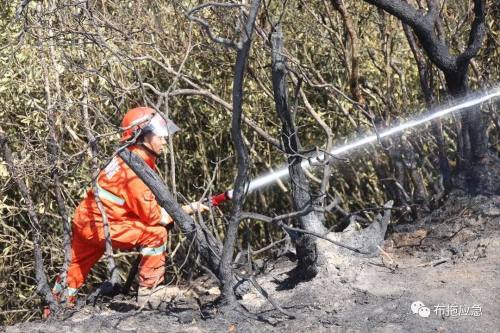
[
  {"left": 66, "top": 287, "right": 78, "bottom": 305},
  {"left": 52, "top": 281, "right": 63, "bottom": 294},
  {"left": 138, "top": 244, "right": 166, "bottom": 287},
  {"left": 52, "top": 275, "right": 63, "bottom": 303},
  {"left": 140, "top": 244, "right": 166, "bottom": 256},
  {"left": 67, "top": 287, "right": 78, "bottom": 297}
]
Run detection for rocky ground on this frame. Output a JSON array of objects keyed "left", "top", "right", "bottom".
[{"left": 4, "top": 193, "right": 499, "bottom": 333}]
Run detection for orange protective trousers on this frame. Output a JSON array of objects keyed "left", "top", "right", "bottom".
[{"left": 64, "top": 147, "right": 168, "bottom": 296}]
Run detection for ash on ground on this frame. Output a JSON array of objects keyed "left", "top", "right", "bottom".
[{"left": 6, "top": 193, "right": 499, "bottom": 333}]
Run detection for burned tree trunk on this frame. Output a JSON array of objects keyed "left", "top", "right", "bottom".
[
  {"left": 219, "top": 0, "right": 261, "bottom": 306},
  {"left": 364, "top": 0, "right": 499, "bottom": 194},
  {"left": 445, "top": 73, "right": 492, "bottom": 192},
  {"left": 271, "top": 26, "right": 327, "bottom": 279}
]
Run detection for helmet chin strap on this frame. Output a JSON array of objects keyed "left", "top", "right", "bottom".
[{"left": 139, "top": 142, "right": 161, "bottom": 159}]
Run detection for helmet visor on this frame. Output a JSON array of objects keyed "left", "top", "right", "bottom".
[{"left": 147, "top": 114, "right": 180, "bottom": 137}]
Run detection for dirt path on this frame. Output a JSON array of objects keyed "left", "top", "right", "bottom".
[{"left": 5, "top": 194, "right": 499, "bottom": 333}]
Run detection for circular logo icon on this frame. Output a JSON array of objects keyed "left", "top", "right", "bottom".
[
  {"left": 418, "top": 306, "right": 431, "bottom": 318},
  {"left": 411, "top": 301, "right": 425, "bottom": 314}
]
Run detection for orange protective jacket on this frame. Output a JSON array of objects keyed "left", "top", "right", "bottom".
[
  {"left": 74, "top": 146, "right": 164, "bottom": 231},
  {"left": 62, "top": 146, "right": 169, "bottom": 296}
]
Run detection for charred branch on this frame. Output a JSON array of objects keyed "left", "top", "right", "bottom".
[
  {"left": 117, "top": 149, "right": 223, "bottom": 275},
  {"left": 363, "top": 0, "right": 485, "bottom": 76},
  {"left": 219, "top": 0, "right": 261, "bottom": 307}
]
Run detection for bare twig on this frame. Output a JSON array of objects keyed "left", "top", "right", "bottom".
[
  {"left": 240, "top": 201, "right": 369, "bottom": 255},
  {"left": 246, "top": 274, "right": 297, "bottom": 318},
  {"left": 187, "top": 2, "right": 244, "bottom": 49},
  {"left": 0, "top": 130, "right": 57, "bottom": 311},
  {"left": 39, "top": 32, "right": 72, "bottom": 291},
  {"left": 81, "top": 77, "right": 121, "bottom": 288}
]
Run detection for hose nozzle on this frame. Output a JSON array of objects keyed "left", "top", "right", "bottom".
[{"left": 208, "top": 190, "right": 233, "bottom": 206}]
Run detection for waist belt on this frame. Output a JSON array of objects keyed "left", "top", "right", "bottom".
[{"left": 96, "top": 183, "right": 125, "bottom": 206}]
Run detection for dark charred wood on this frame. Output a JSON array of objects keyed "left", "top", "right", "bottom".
[
  {"left": 118, "top": 149, "right": 223, "bottom": 274},
  {"left": 219, "top": 0, "right": 261, "bottom": 307},
  {"left": 271, "top": 25, "right": 326, "bottom": 279}
]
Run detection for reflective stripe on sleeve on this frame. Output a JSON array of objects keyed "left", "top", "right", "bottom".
[
  {"left": 96, "top": 184, "right": 125, "bottom": 206},
  {"left": 140, "top": 244, "right": 166, "bottom": 256}
]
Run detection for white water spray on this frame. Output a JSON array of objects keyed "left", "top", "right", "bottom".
[{"left": 225, "top": 87, "right": 500, "bottom": 197}]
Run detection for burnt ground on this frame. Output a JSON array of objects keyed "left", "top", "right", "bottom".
[{"left": 4, "top": 193, "right": 500, "bottom": 333}]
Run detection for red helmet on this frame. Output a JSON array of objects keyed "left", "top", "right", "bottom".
[{"left": 120, "top": 107, "right": 180, "bottom": 142}]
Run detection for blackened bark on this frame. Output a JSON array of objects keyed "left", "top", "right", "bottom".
[
  {"left": 363, "top": 0, "right": 456, "bottom": 71},
  {"left": 271, "top": 26, "right": 326, "bottom": 279},
  {"left": 442, "top": 62, "right": 491, "bottom": 193},
  {"left": 0, "top": 132, "right": 57, "bottom": 311},
  {"left": 446, "top": 77, "right": 489, "bottom": 158},
  {"left": 118, "top": 149, "right": 222, "bottom": 275},
  {"left": 219, "top": 0, "right": 261, "bottom": 306}
]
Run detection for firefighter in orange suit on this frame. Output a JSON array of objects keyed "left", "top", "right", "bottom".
[{"left": 52, "top": 107, "right": 208, "bottom": 305}]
